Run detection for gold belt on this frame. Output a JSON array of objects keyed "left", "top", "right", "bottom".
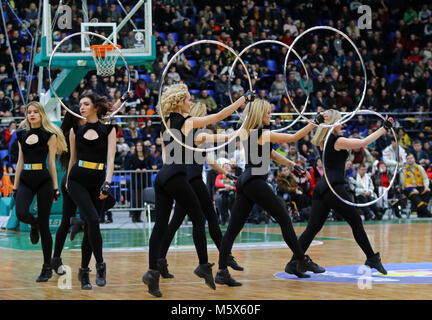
[
  {"left": 23, "top": 163, "right": 43, "bottom": 170},
  {"left": 78, "top": 160, "right": 104, "bottom": 170}
]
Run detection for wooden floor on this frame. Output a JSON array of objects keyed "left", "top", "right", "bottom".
[{"left": 1, "top": 221, "right": 432, "bottom": 300}]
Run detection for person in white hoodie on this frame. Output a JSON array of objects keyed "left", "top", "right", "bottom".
[
  {"left": 353, "top": 164, "right": 382, "bottom": 220},
  {"left": 382, "top": 140, "right": 407, "bottom": 174}
]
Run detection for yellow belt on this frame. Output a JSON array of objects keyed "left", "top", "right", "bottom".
[
  {"left": 78, "top": 160, "right": 105, "bottom": 170},
  {"left": 23, "top": 163, "right": 43, "bottom": 170}
]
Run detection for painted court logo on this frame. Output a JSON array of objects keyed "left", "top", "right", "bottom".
[{"left": 275, "top": 263, "right": 432, "bottom": 284}]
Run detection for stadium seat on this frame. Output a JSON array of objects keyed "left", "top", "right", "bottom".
[
  {"left": 266, "top": 60, "right": 278, "bottom": 72},
  {"left": 0, "top": 150, "right": 8, "bottom": 161},
  {"left": 388, "top": 73, "right": 399, "bottom": 84},
  {"left": 207, "top": 89, "right": 215, "bottom": 97},
  {"left": 158, "top": 32, "right": 166, "bottom": 41},
  {"left": 171, "top": 32, "right": 178, "bottom": 43},
  {"left": 143, "top": 187, "right": 155, "bottom": 223},
  {"left": 188, "top": 60, "right": 197, "bottom": 68},
  {"left": 139, "top": 74, "right": 151, "bottom": 83},
  {"left": 189, "top": 89, "right": 200, "bottom": 96}
]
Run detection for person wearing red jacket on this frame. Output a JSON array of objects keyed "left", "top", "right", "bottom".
[
  {"left": 215, "top": 161, "right": 237, "bottom": 225},
  {"left": 309, "top": 158, "right": 323, "bottom": 196}
]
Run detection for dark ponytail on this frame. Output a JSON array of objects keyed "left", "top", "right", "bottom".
[{"left": 79, "top": 92, "right": 113, "bottom": 118}]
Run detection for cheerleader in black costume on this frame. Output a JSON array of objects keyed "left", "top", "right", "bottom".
[
  {"left": 157, "top": 102, "right": 243, "bottom": 279},
  {"left": 13, "top": 102, "right": 67, "bottom": 282},
  {"left": 51, "top": 94, "right": 130, "bottom": 275},
  {"left": 286, "top": 109, "right": 393, "bottom": 277},
  {"left": 216, "top": 99, "right": 326, "bottom": 286},
  {"left": 66, "top": 93, "right": 117, "bottom": 290},
  {"left": 142, "top": 83, "right": 253, "bottom": 297}
]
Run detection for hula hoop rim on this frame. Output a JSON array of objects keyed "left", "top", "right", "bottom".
[
  {"left": 284, "top": 26, "right": 367, "bottom": 129},
  {"left": 48, "top": 31, "right": 131, "bottom": 120},
  {"left": 226, "top": 39, "right": 311, "bottom": 133},
  {"left": 157, "top": 39, "right": 253, "bottom": 153}
]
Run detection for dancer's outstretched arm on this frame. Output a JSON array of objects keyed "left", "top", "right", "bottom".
[
  {"left": 335, "top": 117, "right": 394, "bottom": 151},
  {"left": 261, "top": 113, "right": 327, "bottom": 144},
  {"left": 185, "top": 91, "right": 254, "bottom": 130}
]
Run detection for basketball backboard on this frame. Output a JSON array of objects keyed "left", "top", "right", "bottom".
[{"left": 36, "top": 0, "right": 155, "bottom": 69}]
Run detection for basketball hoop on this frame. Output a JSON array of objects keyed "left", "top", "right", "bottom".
[{"left": 90, "top": 44, "right": 121, "bottom": 77}]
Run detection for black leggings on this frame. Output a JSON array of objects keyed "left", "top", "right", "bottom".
[
  {"left": 68, "top": 178, "right": 104, "bottom": 268},
  {"left": 159, "top": 177, "right": 225, "bottom": 259},
  {"left": 53, "top": 175, "right": 78, "bottom": 258},
  {"left": 149, "top": 174, "right": 207, "bottom": 270},
  {"left": 219, "top": 178, "right": 305, "bottom": 270},
  {"left": 16, "top": 180, "right": 53, "bottom": 265},
  {"left": 295, "top": 185, "right": 375, "bottom": 259}
]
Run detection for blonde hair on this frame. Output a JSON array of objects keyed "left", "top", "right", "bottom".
[
  {"left": 159, "top": 83, "right": 189, "bottom": 116},
  {"left": 190, "top": 102, "right": 207, "bottom": 117},
  {"left": 19, "top": 102, "right": 68, "bottom": 155},
  {"left": 311, "top": 109, "right": 341, "bottom": 147},
  {"left": 241, "top": 99, "right": 271, "bottom": 138}
]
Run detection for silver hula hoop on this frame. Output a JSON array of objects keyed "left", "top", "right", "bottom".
[
  {"left": 227, "top": 40, "right": 310, "bottom": 133},
  {"left": 285, "top": 26, "right": 367, "bottom": 128},
  {"left": 321, "top": 110, "right": 399, "bottom": 207},
  {"left": 48, "top": 31, "right": 131, "bottom": 120},
  {"left": 157, "top": 39, "right": 253, "bottom": 153}
]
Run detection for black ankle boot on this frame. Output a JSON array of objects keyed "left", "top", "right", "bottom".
[
  {"left": 215, "top": 268, "right": 242, "bottom": 286},
  {"left": 297, "top": 255, "right": 326, "bottom": 274},
  {"left": 36, "top": 264, "right": 52, "bottom": 282},
  {"left": 285, "top": 260, "right": 311, "bottom": 278},
  {"left": 30, "top": 224, "right": 39, "bottom": 245},
  {"left": 78, "top": 268, "right": 92, "bottom": 290},
  {"left": 96, "top": 262, "right": 106, "bottom": 287},
  {"left": 227, "top": 255, "right": 244, "bottom": 271},
  {"left": 142, "top": 270, "right": 162, "bottom": 297},
  {"left": 51, "top": 257, "right": 66, "bottom": 275},
  {"left": 157, "top": 258, "right": 174, "bottom": 278},
  {"left": 194, "top": 263, "right": 216, "bottom": 290},
  {"left": 365, "top": 252, "right": 387, "bottom": 274},
  {"left": 69, "top": 217, "right": 84, "bottom": 241}
]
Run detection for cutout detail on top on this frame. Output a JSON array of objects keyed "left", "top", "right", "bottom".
[
  {"left": 83, "top": 129, "right": 99, "bottom": 141},
  {"left": 25, "top": 134, "right": 39, "bottom": 145}
]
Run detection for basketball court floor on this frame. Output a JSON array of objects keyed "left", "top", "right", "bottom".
[{"left": 1, "top": 219, "right": 432, "bottom": 300}]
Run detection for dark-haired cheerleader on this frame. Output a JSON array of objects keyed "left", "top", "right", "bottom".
[{"left": 66, "top": 92, "right": 117, "bottom": 290}]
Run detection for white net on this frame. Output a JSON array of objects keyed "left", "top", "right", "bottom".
[{"left": 90, "top": 45, "right": 120, "bottom": 77}]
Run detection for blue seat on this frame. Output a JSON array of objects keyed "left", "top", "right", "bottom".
[
  {"left": 266, "top": 60, "right": 278, "bottom": 72},
  {"left": 158, "top": 32, "right": 166, "bottom": 41},
  {"left": 189, "top": 89, "right": 200, "bottom": 96},
  {"left": 188, "top": 60, "right": 197, "bottom": 68},
  {"left": 207, "top": 89, "right": 215, "bottom": 97},
  {"left": 171, "top": 32, "right": 178, "bottom": 43},
  {"left": 139, "top": 74, "right": 151, "bottom": 83},
  {"left": 388, "top": 73, "right": 399, "bottom": 84},
  {"left": 0, "top": 150, "right": 8, "bottom": 161}
]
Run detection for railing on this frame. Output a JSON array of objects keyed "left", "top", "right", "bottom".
[{"left": 109, "top": 169, "right": 158, "bottom": 211}]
